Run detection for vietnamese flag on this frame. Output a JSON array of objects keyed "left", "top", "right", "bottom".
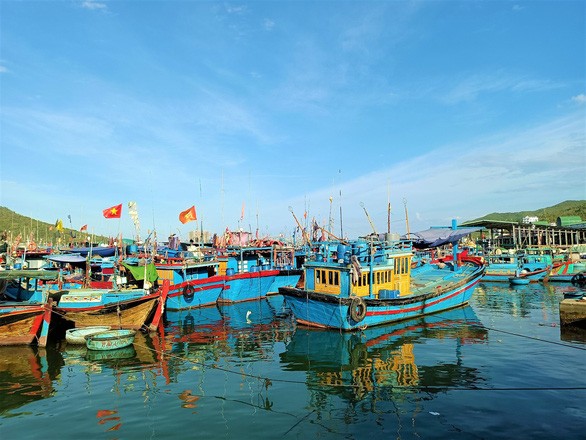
[
  {"left": 80, "top": 224, "right": 88, "bottom": 231},
  {"left": 103, "top": 204, "right": 122, "bottom": 219},
  {"left": 179, "top": 206, "right": 197, "bottom": 224}
]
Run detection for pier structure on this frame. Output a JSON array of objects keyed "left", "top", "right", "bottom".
[
  {"left": 460, "top": 219, "right": 586, "bottom": 251},
  {"left": 559, "top": 298, "right": 586, "bottom": 327}
]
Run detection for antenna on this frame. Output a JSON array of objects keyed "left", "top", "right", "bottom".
[
  {"left": 403, "top": 198, "right": 410, "bottom": 237},
  {"left": 360, "top": 202, "right": 378, "bottom": 236},
  {"left": 289, "top": 206, "right": 311, "bottom": 245},
  {"left": 387, "top": 179, "right": 391, "bottom": 235}
]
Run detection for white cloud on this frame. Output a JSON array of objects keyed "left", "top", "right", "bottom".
[
  {"left": 0, "top": 65, "right": 7, "bottom": 73},
  {"left": 571, "top": 94, "right": 586, "bottom": 104},
  {"left": 81, "top": 1, "right": 107, "bottom": 11},
  {"left": 263, "top": 19, "right": 275, "bottom": 31}
]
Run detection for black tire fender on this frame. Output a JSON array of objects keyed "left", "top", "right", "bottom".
[{"left": 349, "top": 296, "right": 367, "bottom": 323}]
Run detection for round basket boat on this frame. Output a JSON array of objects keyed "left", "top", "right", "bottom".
[
  {"left": 509, "top": 277, "right": 530, "bottom": 285},
  {"left": 66, "top": 326, "right": 111, "bottom": 345},
  {"left": 85, "top": 329, "right": 137, "bottom": 351}
]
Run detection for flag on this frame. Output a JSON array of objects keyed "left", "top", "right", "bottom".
[
  {"left": 103, "top": 204, "right": 122, "bottom": 219},
  {"left": 179, "top": 206, "right": 197, "bottom": 224},
  {"left": 80, "top": 224, "right": 88, "bottom": 231},
  {"left": 55, "top": 219, "right": 63, "bottom": 232},
  {"left": 240, "top": 202, "right": 245, "bottom": 221}
]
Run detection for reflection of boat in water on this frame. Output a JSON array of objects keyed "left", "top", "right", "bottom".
[
  {"left": 86, "top": 345, "right": 137, "bottom": 361},
  {"left": 0, "top": 346, "right": 63, "bottom": 415},
  {"left": 280, "top": 305, "right": 487, "bottom": 401}
]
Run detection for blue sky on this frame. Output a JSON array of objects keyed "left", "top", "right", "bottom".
[{"left": 1, "top": 0, "right": 584, "bottom": 241}]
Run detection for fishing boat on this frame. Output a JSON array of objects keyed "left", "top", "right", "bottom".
[
  {"left": 0, "top": 269, "right": 58, "bottom": 346},
  {"left": 148, "top": 250, "right": 225, "bottom": 310},
  {"left": 483, "top": 247, "right": 553, "bottom": 282},
  {"left": 65, "top": 325, "right": 111, "bottom": 344},
  {"left": 85, "top": 329, "right": 136, "bottom": 351},
  {"left": 214, "top": 245, "right": 278, "bottom": 304},
  {"left": 51, "top": 280, "right": 169, "bottom": 332},
  {"left": 546, "top": 259, "right": 586, "bottom": 283},
  {"left": 279, "top": 222, "right": 485, "bottom": 331}
]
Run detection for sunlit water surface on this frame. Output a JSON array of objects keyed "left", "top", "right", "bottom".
[{"left": 1, "top": 282, "right": 585, "bottom": 439}]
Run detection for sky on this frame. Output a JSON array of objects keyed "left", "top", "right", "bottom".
[{"left": 1, "top": 0, "right": 585, "bottom": 242}]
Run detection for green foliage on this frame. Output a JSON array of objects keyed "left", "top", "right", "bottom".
[
  {"left": 468, "top": 200, "right": 586, "bottom": 224},
  {"left": 0, "top": 206, "right": 109, "bottom": 245}
]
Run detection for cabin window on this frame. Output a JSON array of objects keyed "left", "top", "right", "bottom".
[
  {"left": 316, "top": 270, "right": 321, "bottom": 283},
  {"left": 376, "top": 272, "right": 380, "bottom": 284},
  {"left": 334, "top": 271, "right": 339, "bottom": 285},
  {"left": 328, "top": 271, "right": 333, "bottom": 285}
]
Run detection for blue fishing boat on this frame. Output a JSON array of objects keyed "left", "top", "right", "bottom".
[
  {"left": 147, "top": 251, "right": 225, "bottom": 310},
  {"left": 85, "top": 329, "right": 136, "bottom": 351},
  {"left": 483, "top": 247, "right": 553, "bottom": 282},
  {"left": 66, "top": 246, "right": 116, "bottom": 258},
  {"left": 216, "top": 246, "right": 280, "bottom": 304},
  {"left": 279, "top": 221, "right": 485, "bottom": 331}
]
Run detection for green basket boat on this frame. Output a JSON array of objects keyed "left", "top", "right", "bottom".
[{"left": 85, "top": 329, "right": 136, "bottom": 351}]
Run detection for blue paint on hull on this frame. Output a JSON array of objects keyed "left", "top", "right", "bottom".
[
  {"left": 283, "top": 276, "right": 482, "bottom": 331},
  {"left": 218, "top": 270, "right": 278, "bottom": 303}
]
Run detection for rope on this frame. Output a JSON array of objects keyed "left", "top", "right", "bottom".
[{"left": 131, "top": 340, "right": 586, "bottom": 393}]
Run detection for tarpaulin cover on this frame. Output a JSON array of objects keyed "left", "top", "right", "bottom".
[
  {"left": 121, "top": 261, "right": 159, "bottom": 283},
  {"left": 402, "top": 227, "right": 482, "bottom": 249}
]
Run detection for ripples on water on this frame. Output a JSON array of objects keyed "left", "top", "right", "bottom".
[{"left": 0, "top": 283, "right": 585, "bottom": 439}]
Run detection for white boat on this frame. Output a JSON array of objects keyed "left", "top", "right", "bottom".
[{"left": 65, "top": 326, "right": 111, "bottom": 345}]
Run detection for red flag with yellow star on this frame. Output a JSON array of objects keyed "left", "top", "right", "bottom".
[{"left": 103, "top": 204, "right": 122, "bottom": 219}]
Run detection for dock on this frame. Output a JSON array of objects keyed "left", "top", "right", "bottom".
[{"left": 559, "top": 297, "right": 586, "bottom": 327}]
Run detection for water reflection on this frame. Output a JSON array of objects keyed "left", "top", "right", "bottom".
[
  {"left": 0, "top": 346, "right": 63, "bottom": 416},
  {"left": 280, "top": 306, "right": 488, "bottom": 403},
  {"left": 162, "top": 300, "right": 294, "bottom": 382}
]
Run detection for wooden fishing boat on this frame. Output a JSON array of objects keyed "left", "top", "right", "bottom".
[
  {"left": 65, "top": 325, "right": 111, "bottom": 344},
  {"left": 279, "top": 222, "right": 485, "bottom": 331},
  {"left": 0, "top": 301, "right": 53, "bottom": 346},
  {"left": 0, "top": 269, "right": 58, "bottom": 346},
  {"left": 51, "top": 280, "right": 169, "bottom": 332},
  {"left": 85, "top": 329, "right": 136, "bottom": 351}
]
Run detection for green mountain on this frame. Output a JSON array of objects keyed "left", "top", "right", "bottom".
[
  {"left": 0, "top": 206, "right": 109, "bottom": 245},
  {"left": 466, "top": 200, "right": 586, "bottom": 224}
]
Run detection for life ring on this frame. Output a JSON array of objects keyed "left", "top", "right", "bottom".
[
  {"left": 183, "top": 285, "right": 194, "bottom": 302},
  {"left": 349, "top": 296, "right": 367, "bottom": 323},
  {"left": 571, "top": 273, "right": 586, "bottom": 286}
]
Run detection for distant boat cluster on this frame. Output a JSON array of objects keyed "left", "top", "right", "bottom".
[{"left": 1, "top": 219, "right": 585, "bottom": 349}]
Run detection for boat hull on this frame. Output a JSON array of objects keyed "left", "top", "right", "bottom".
[
  {"left": 217, "top": 269, "right": 279, "bottom": 304},
  {"left": 280, "top": 274, "right": 483, "bottom": 331},
  {"left": 53, "top": 282, "right": 168, "bottom": 332},
  {"left": 165, "top": 278, "right": 224, "bottom": 310},
  {"left": 0, "top": 301, "right": 52, "bottom": 346}
]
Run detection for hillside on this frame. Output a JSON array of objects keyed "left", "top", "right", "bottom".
[
  {"left": 467, "top": 200, "right": 586, "bottom": 224},
  {"left": 0, "top": 206, "right": 109, "bottom": 245}
]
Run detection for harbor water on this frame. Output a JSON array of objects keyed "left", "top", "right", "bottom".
[{"left": 1, "top": 282, "right": 585, "bottom": 439}]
